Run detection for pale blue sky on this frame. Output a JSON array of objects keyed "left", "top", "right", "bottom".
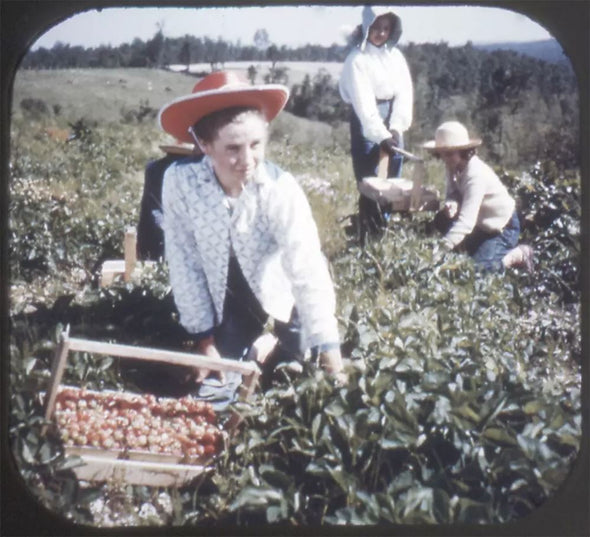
[{"left": 32, "top": 5, "right": 554, "bottom": 50}]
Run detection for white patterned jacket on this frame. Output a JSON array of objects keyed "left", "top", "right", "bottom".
[{"left": 161, "top": 155, "right": 340, "bottom": 350}]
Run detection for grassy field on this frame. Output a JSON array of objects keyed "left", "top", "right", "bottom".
[
  {"left": 168, "top": 60, "right": 344, "bottom": 85},
  {"left": 13, "top": 68, "right": 198, "bottom": 123},
  {"left": 11, "top": 66, "right": 447, "bottom": 194},
  {"left": 7, "top": 66, "right": 583, "bottom": 529},
  {"left": 12, "top": 68, "right": 360, "bottom": 163},
  {"left": 12, "top": 64, "right": 341, "bottom": 125}
]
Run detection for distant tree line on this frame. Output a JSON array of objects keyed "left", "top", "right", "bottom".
[
  {"left": 21, "top": 30, "right": 347, "bottom": 70},
  {"left": 21, "top": 31, "right": 578, "bottom": 168}
]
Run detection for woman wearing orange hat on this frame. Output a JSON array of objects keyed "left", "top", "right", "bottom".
[
  {"left": 158, "top": 71, "right": 344, "bottom": 400},
  {"left": 424, "top": 121, "right": 534, "bottom": 272}
]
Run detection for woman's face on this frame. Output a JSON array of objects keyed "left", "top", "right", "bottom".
[
  {"left": 368, "top": 15, "right": 393, "bottom": 47},
  {"left": 200, "top": 112, "right": 268, "bottom": 194},
  {"left": 438, "top": 150, "right": 464, "bottom": 172}
]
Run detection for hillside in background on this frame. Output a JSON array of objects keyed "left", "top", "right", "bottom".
[
  {"left": 475, "top": 39, "right": 567, "bottom": 64},
  {"left": 13, "top": 39, "right": 579, "bottom": 172}
]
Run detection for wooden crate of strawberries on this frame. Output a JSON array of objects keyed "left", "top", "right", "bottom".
[{"left": 43, "top": 329, "right": 261, "bottom": 487}]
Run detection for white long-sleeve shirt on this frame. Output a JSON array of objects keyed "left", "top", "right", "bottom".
[
  {"left": 444, "top": 156, "right": 516, "bottom": 248},
  {"left": 339, "top": 42, "right": 414, "bottom": 143},
  {"left": 162, "top": 155, "right": 340, "bottom": 350}
]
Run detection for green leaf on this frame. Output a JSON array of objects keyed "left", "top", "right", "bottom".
[
  {"left": 454, "top": 403, "right": 481, "bottom": 423},
  {"left": 481, "top": 427, "right": 517, "bottom": 446},
  {"left": 56, "top": 455, "right": 85, "bottom": 471},
  {"left": 324, "top": 399, "right": 346, "bottom": 418},
  {"left": 229, "top": 486, "right": 282, "bottom": 512},
  {"left": 379, "top": 437, "right": 406, "bottom": 450},
  {"left": 38, "top": 442, "right": 56, "bottom": 464},
  {"left": 24, "top": 357, "right": 38, "bottom": 375},
  {"left": 305, "top": 461, "right": 330, "bottom": 477},
  {"left": 20, "top": 439, "right": 36, "bottom": 464},
  {"left": 259, "top": 466, "right": 293, "bottom": 490},
  {"left": 266, "top": 505, "right": 285, "bottom": 523},
  {"left": 523, "top": 399, "right": 544, "bottom": 415},
  {"left": 311, "top": 413, "right": 323, "bottom": 443},
  {"left": 99, "top": 356, "right": 114, "bottom": 371}
]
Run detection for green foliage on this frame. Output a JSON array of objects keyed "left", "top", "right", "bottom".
[
  {"left": 191, "top": 207, "right": 580, "bottom": 525},
  {"left": 120, "top": 99, "right": 158, "bottom": 124},
  {"left": 8, "top": 101, "right": 581, "bottom": 527},
  {"left": 9, "top": 118, "right": 152, "bottom": 287},
  {"left": 287, "top": 70, "right": 349, "bottom": 125},
  {"left": 503, "top": 163, "right": 581, "bottom": 305},
  {"left": 20, "top": 97, "right": 50, "bottom": 118}
]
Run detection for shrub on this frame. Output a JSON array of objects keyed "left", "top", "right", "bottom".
[
  {"left": 20, "top": 97, "right": 50, "bottom": 118},
  {"left": 120, "top": 99, "right": 158, "bottom": 124},
  {"left": 8, "top": 116, "right": 581, "bottom": 528}
]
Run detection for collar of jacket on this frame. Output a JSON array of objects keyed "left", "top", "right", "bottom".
[{"left": 364, "top": 41, "right": 393, "bottom": 54}]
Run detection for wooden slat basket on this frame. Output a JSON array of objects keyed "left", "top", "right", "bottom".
[
  {"left": 358, "top": 149, "right": 440, "bottom": 212},
  {"left": 42, "top": 328, "right": 261, "bottom": 487}
]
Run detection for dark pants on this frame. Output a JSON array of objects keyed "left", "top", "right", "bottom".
[
  {"left": 349, "top": 103, "right": 403, "bottom": 244},
  {"left": 434, "top": 210, "right": 520, "bottom": 272},
  {"left": 194, "top": 255, "right": 303, "bottom": 406},
  {"left": 123, "top": 256, "right": 301, "bottom": 408},
  {"left": 216, "top": 254, "right": 302, "bottom": 363}
]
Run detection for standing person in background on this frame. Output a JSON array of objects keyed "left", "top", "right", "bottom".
[
  {"left": 339, "top": 5, "right": 414, "bottom": 244},
  {"left": 137, "top": 141, "right": 202, "bottom": 261},
  {"left": 424, "top": 121, "right": 534, "bottom": 273},
  {"left": 158, "top": 71, "right": 345, "bottom": 405}
]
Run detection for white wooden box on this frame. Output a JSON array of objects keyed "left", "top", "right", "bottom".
[
  {"left": 359, "top": 150, "right": 440, "bottom": 212},
  {"left": 43, "top": 330, "right": 261, "bottom": 487}
]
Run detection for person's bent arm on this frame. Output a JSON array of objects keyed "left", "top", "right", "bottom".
[
  {"left": 266, "top": 173, "right": 342, "bottom": 375},
  {"left": 162, "top": 163, "right": 218, "bottom": 380}
]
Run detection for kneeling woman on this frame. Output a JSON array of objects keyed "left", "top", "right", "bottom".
[
  {"left": 158, "top": 71, "right": 344, "bottom": 400},
  {"left": 424, "top": 121, "right": 533, "bottom": 272}
]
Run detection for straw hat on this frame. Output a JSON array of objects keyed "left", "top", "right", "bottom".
[
  {"left": 158, "top": 140, "right": 199, "bottom": 156},
  {"left": 423, "top": 121, "right": 482, "bottom": 152},
  {"left": 158, "top": 71, "right": 290, "bottom": 144}
]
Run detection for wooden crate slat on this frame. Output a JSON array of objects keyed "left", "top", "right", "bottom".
[
  {"left": 71, "top": 455, "right": 209, "bottom": 487},
  {"left": 67, "top": 337, "right": 260, "bottom": 376},
  {"left": 44, "top": 330, "right": 262, "bottom": 485},
  {"left": 43, "top": 334, "right": 71, "bottom": 426}
]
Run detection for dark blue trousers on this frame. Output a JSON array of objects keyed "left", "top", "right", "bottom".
[
  {"left": 195, "top": 255, "right": 303, "bottom": 408},
  {"left": 434, "top": 210, "right": 521, "bottom": 272},
  {"left": 215, "top": 254, "right": 302, "bottom": 362},
  {"left": 349, "top": 101, "right": 403, "bottom": 242}
]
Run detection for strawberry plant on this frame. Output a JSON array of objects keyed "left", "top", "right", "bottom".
[{"left": 8, "top": 109, "right": 581, "bottom": 528}]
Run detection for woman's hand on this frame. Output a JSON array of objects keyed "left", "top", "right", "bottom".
[
  {"left": 250, "top": 333, "right": 278, "bottom": 365},
  {"left": 443, "top": 200, "right": 459, "bottom": 219},
  {"left": 319, "top": 348, "right": 348, "bottom": 385},
  {"left": 379, "top": 135, "right": 399, "bottom": 157},
  {"left": 193, "top": 335, "right": 223, "bottom": 383}
]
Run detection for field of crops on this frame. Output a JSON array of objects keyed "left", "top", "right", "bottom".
[{"left": 7, "top": 68, "right": 584, "bottom": 532}]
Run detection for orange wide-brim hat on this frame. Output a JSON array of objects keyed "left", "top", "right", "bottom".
[{"left": 158, "top": 71, "right": 290, "bottom": 144}]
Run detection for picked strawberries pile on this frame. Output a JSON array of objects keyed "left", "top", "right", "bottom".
[{"left": 54, "top": 387, "right": 223, "bottom": 461}]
